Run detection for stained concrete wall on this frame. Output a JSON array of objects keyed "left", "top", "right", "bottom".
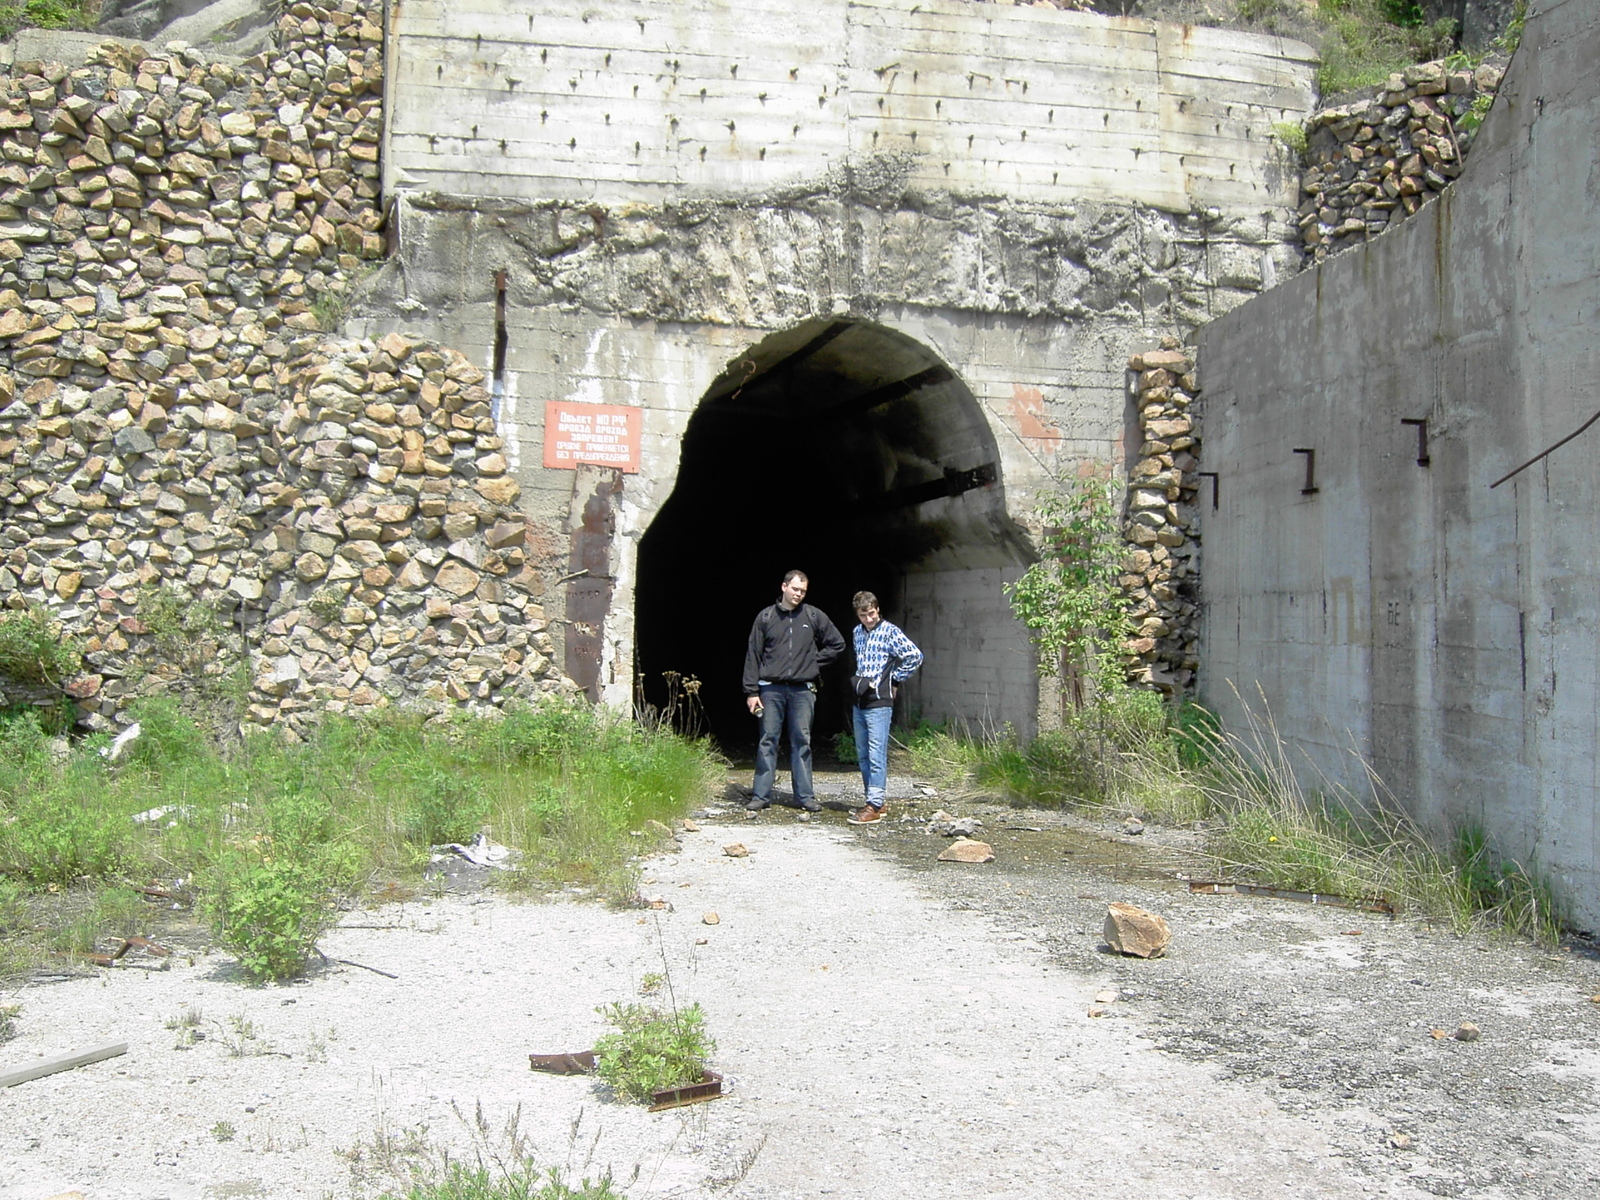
[
  {"left": 384, "top": 0, "right": 1315, "bottom": 211},
  {"left": 365, "top": 0, "right": 1318, "bottom": 736},
  {"left": 1197, "top": 0, "right": 1600, "bottom": 924}
]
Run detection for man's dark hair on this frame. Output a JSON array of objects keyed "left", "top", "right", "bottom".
[
  {"left": 852, "top": 590, "right": 879, "bottom": 613},
  {"left": 782, "top": 569, "right": 809, "bottom": 586}
]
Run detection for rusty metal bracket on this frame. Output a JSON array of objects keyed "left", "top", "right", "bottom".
[
  {"left": 1400, "top": 418, "right": 1430, "bottom": 466},
  {"left": 1292, "top": 447, "right": 1319, "bottom": 495},
  {"left": 529, "top": 1050, "right": 597, "bottom": 1075},
  {"left": 649, "top": 1070, "right": 724, "bottom": 1111}
]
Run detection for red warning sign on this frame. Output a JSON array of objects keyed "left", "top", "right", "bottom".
[{"left": 542, "top": 401, "right": 641, "bottom": 473}]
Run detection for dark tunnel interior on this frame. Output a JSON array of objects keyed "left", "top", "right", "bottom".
[{"left": 635, "top": 318, "right": 1032, "bottom": 756}]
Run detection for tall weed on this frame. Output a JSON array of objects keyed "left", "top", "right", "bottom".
[{"left": 0, "top": 699, "right": 720, "bottom": 980}]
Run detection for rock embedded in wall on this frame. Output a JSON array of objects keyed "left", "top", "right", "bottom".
[
  {"left": 1121, "top": 340, "right": 1200, "bottom": 692},
  {"left": 0, "top": 3, "right": 575, "bottom": 733},
  {"left": 1297, "top": 57, "right": 1505, "bottom": 262}
]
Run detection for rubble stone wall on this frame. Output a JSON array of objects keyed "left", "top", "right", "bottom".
[
  {"left": 1296, "top": 57, "right": 1505, "bottom": 264},
  {"left": 1120, "top": 342, "right": 1198, "bottom": 692},
  {"left": 0, "top": 3, "right": 568, "bottom": 733}
]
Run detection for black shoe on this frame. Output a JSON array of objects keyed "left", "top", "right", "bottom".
[
  {"left": 798, "top": 798, "right": 822, "bottom": 813},
  {"left": 745, "top": 798, "right": 770, "bottom": 812}
]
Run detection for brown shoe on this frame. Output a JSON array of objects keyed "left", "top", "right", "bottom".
[{"left": 848, "top": 805, "right": 885, "bottom": 824}]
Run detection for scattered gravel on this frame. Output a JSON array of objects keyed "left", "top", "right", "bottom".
[{"left": 2, "top": 769, "right": 1597, "bottom": 1200}]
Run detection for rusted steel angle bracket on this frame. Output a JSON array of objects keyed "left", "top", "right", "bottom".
[
  {"left": 649, "top": 1071, "right": 724, "bottom": 1111},
  {"left": 1187, "top": 880, "right": 1395, "bottom": 913},
  {"left": 528, "top": 1050, "right": 597, "bottom": 1075}
]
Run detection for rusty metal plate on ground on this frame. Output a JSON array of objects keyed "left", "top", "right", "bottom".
[
  {"left": 649, "top": 1070, "right": 723, "bottom": 1111},
  {"left": 528, "top": 1050, "right": 596, "bottom": 1075},
  {"left": 1187, "top": 880, "right": 1395, "bottom": 913}
]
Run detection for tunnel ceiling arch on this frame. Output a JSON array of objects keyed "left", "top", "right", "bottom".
[
  {"left": 637, "top": 318, "right": 1035, "bottom": 751},
  {"left": 686, "top": 317, "right": 1032, "bottom": 573}
]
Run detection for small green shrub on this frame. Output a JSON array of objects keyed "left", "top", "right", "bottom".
[
  {"left": 593, "top": 1001, "right": 714, "bottom": 1104},
  {"left": 306, "top": 587, "right": 346, "bottom": 623},
  {"left": 0, "top": 879, "right": 28, "bottom": 934},
  {"left": 0, "top": 794, "right": 127, "bottom": 886},
  {"left": 206, "top": 852, "right": 342, "bottom": 981},
  {"left": 0, "top": 709, "right": 52, "bottom": 769},
  {"left": 493, "top": 699, "right": 597, "bottom": 765},
  {"left": 0, "top": 608, "right": 82, "bottom": 687},
  {"left": 1272, "top": 121, "right": 1309, "bottom": 156},
  {"left": 403, "top": 769, "right": 489, "bottom": 846},
  {"left": 0, "top": 1003, "right": 19, "bottom": 1044},
  {"left": 1458, "top": 91, "right": 1495, "bottom": 133},
  {"left": 122, "top": 695, "right": 211, "bottom": 769}
]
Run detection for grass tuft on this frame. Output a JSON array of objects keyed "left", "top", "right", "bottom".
[
  {"left": 0, "top": 699, "right": 720, "bottom": 983},
  {"left": 896, "top": 687, "right": 1566, "bottom": 944}
]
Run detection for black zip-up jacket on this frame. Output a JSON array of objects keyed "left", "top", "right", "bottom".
[{"left": 742, "top": 602, "right": 845, "bottom": 694}]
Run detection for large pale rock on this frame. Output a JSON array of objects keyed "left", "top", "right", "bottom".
[
  {"left": 937, "top": 838, "right": 994, "bottom": 863},
  {"left": 1104, "top": 902, "right": 1171, "bottom": 958},
  {"left": 435, "top": 561, "right": 481, "bottom": 597}
]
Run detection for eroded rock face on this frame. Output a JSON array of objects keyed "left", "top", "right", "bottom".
[{"left": 0, "top": 5, "right": 575, "bottom": 733}]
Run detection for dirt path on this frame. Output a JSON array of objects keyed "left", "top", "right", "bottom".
[{"left": 2, "top": 772, "right": 1598, "bottom": 1199}]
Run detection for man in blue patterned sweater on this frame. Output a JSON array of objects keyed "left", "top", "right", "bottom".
[{"left": 845, "top": 590, "right": 924, "bottom": 825}]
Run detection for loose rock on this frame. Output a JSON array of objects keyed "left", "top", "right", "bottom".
[
  {"left": 937, "top": 839, "right": 995, "bottom": 864},
  {"left": 1104, "top": 901, "right": 1172, "bottom": 958}
]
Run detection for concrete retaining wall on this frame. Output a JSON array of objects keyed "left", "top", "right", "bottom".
[
  {"left": 372, "top": 0, "right": 1319, "bottom": 737},
  {"left": 385, "top": 0, "right": 1315, "bottom": 211},
  {"left": 1197, "top": 0, "right": 1600, "bottom": 925}
]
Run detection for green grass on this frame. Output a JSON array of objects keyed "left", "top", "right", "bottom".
[
  {"left": 389, "top": 1163, "right": 627, "bottom": 1200},
  {"left": 1314, "top": 0, "right": 1460, "bottom": 95},
  {"left": 0, "top": 698, "right": 720, "bottom": 982},
  {"left": 897, "top": 691, "right": 1564, "bottom": 943},
  {"left": 0, "top": 0, "right": 99, "bottom": 41},
  {"left": 350, "top": 1103, "right": 630, "bottom": 1200}
]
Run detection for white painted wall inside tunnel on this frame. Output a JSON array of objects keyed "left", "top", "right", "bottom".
[{"left": 386, "top": 0, "right": 1316, "bottom": 214}]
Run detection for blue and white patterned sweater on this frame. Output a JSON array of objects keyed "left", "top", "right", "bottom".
[{"left": 851, "top": 620, "right": 924, "bottom": 705}]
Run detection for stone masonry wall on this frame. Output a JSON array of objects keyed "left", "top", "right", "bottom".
[
  {"left": 1120, "top": 341, "right": 1199, "bottom": 692},
  {"left": 0, "top": 5, "right": 569, "bottom": 733},
  {"left": 1296, "top": 57, "right": 1505, "bottom": 263}
]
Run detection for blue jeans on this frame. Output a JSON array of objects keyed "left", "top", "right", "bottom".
[
  {"left": 753, "top": 683, "right": 816, "bottom": 804},
  {"left": 853, "top": 704, "right": 892, "bottom": 807}
]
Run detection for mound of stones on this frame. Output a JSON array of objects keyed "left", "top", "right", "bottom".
[
  {"left": 0, "top": 2, "right": 573, "bottom": 732},
  {"left": 1121, "top": 342, "right": 1200, "bottom": 692},
  {"left": 1298, "top": 57, "right": 1505, "bottom": 262}
]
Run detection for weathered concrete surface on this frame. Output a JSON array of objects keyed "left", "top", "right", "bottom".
[
  {"left": 384, "top": 0, "right": 1316, "bottom": 212},
  {"left": 1197, "top": 0, "right": 1600, "bottom": 925},
  {"left": 364, "top": 0, "right": 1317, "bottom": 738}
]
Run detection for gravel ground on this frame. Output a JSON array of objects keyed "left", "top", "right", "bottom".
[{"left": 2, "top": 768, "right": 1598, "bottom": 1200}]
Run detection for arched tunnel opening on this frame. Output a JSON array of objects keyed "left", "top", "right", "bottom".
[{"left": 636, "top": 318, "right": 1036, "bottom": 756}]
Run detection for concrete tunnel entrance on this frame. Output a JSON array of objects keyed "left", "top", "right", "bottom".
[{"left": 636, "top": 318, "right": 1037, "bottom": 755}]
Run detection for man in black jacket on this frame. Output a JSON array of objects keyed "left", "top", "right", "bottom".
[{"left": 742, "top": 570, "right": 845, "bottom": 813}]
